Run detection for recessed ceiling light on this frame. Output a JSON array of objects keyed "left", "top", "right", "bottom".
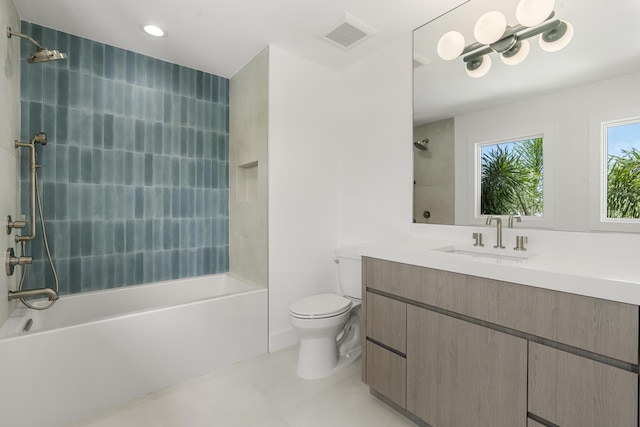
[{"left": 142, "top": 25, "right": 167, "bottom": 38}]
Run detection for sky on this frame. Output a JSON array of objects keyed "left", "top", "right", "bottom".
[{"left": 608, "top": 121, "right": 640, "bottom": 157}]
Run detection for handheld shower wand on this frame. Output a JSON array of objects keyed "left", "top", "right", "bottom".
[{"left": 13, "top": 132, "right": 47, "bottom": 242}]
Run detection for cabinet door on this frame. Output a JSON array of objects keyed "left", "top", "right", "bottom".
[
  {"left": 528, "top": 342, "right": 638, "bottom": 427},
  {"left": 406, "top": 306, "right": 527, "bottom": 427},
  {"left": 366, "top": 341, "right": 406, "bottom": 409}
]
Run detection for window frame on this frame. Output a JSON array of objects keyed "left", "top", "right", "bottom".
[
  {"left": 467, "top": 124, "right": 554, "bottom": 228},
  {"left": 589, "top": 113, "right": 640, "bottom": 232}
]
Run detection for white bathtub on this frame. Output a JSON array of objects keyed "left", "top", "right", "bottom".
[{"left": 0, "top": 273, "right": 268, "bottom": 427}]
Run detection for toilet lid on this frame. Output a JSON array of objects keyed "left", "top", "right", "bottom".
[{"left": 290, "top": 294, "right": 352, "bottom": 319}]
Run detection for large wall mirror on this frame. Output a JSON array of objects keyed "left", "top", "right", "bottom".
[{"left": 413, "top": 0, "right": 640, "bottom": 232}]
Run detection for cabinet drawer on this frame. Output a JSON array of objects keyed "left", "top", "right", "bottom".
[
  {"left": 366, "top": 341, "right": 406, "bottom": 409},
  {"left": 366, "top": 292, "right": 406, "bottom": 353},
  {"left": 528, "top": 342, "right": 638, "bottom": 427},
  {"left": 364, "top": 257, "right": 639, "bottom": 364}
]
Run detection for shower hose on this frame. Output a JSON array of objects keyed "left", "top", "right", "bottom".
[{"left": 17, "top": 171, "right": 59, "bottom": 310}]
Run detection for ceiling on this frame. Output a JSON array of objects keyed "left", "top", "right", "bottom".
[{"left": 13, "top": 0, "right": 467, "bottom": 79}]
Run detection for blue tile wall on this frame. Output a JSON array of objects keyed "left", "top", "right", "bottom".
[{"left": 19, "top": 22, "right": 230, "bottom": 295}]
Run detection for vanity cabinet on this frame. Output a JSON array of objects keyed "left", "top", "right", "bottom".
[
  {"left": 406, "top": 306, "right": 527, "bottom": 426},
  {"left": 362, "top": 257, "right": 639, "bottom": 427},
  {"left": 528, "top": 342, "right": 637, "bottom": 427},
  {"left": 365, "top": 292, "right": 407, "bottom": 409}
]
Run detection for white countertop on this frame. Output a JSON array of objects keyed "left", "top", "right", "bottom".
[{"left": 358, "top": 237, "right": 640, "bottom": 306}]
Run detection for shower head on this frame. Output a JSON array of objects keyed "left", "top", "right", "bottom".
[
  {"left": 414, "top": 139, "right": 429, "bottom": 151},
  {"left": 26, "top": 48, "right": 67, "bottom": 64},
  {"left": 6, "top": 26, "right": 68, "bottom": 63}
]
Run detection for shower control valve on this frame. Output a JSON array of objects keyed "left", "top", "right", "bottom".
[
  {"left": 5, "top": 248, "right": 32, "bottom": 276},
  {"left": 5, "top": 215, "right": 26, "bottom": 234}
]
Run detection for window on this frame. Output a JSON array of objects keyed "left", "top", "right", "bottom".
[
  {"left": 603, "top": 118, "right": 640, "bottom": 220},
  {"left": 478, "top": 137, "right": 544, "bottom": 217}
]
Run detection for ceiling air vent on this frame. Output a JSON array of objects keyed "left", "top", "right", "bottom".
[{"left": 323, "top": 13, "right": 377, "bottom": 49}]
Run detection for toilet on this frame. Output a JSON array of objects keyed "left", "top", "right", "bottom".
[{"left": 290, "top": 247, "right": 362, "bottom": 380}]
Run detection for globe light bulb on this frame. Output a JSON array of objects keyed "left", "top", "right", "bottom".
[
  {"left": 437, "top": 31, "right": 465, "bottom": 61},
  {"left": 516, "top": 0, "right": 555, "bottom": 27},
  {"left": 466, "top": 55, "right": 492, "bottom": 78},
  {"left": 474, "top": 11, "right": 507, "bottom": 45},
  {"left": 539, "top": 20, "right": 574, "bottom": 52},
  {"left": 501, "top": 39, "right": 531, "bottom": 65}
]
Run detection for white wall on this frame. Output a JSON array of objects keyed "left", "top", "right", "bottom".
[
  {"left": 337, "top": 34, "right": 414, "bottom": 245},
  {"left": 267, "top": 46, "right": 343, "bottom": 351},
  {"left": 267, "top": 35, "right": 414, "bottom": 351},
  {"left": 455, "top": 71, "right": 640, "bottom": 232},
  {"left": 0, "top": 0, "right": 20, "bottom": 327}
]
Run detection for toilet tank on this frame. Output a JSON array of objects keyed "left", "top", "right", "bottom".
[{"left": 336, "top": 247, "right": 362, "bottom": 300}]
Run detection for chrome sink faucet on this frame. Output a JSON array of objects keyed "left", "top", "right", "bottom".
[
  {"left": 486, "top": 215, "right": 505, "bottom": 249},
  {"left": 508, "top": 215, "right": 522, "bottom": 228}
]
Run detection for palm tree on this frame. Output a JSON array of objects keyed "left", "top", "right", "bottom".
[
  {"left": 607, "top": 148, "right": 640, "bottom": 219},
  {"left": 481, "top": 138, "right": 543, "bottom": 216}
]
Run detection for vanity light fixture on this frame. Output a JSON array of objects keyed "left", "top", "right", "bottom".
[
  {"left": 142, "top": 24, "right": 168, "bottom": 38},
  {"left": 436, "top": 0, "right": 573, "bottom": 78}
]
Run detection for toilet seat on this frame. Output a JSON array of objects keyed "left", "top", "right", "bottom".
[{"left": 290, "top": 294, "right": 352, "bottom": 319}]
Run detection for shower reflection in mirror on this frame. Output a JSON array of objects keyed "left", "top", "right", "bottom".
[{"left": 413, "top": 118, "right": 455, "bottom": 225}]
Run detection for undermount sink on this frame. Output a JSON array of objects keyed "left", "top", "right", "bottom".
[{"left": 434, "top": 245, "right": 537, "bottom": 263}]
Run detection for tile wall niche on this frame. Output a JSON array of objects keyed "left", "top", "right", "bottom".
[{"left": 19, "top": 22, "right": 230, "bottom": 295}]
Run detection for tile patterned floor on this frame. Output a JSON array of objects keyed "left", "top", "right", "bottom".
[{"left": 66, "top": 346, "right": 416, "bottom": 427}]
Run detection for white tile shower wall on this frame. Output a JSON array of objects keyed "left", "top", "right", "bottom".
[
  {"left": 0, "top": 0, "right": 21, "bottom": 327},
  {"left": 229, "top": 48, "right": 269, "bottom": 289}
]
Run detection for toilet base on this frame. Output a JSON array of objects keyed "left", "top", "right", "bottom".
[
  {"left": 296, "top": 340, "right": 362, "bottom": 381},
  {"left": 295, "top": 306, "right": 362, "bottom": 380},
  {"left": 332, "top": 345, "right": 361, "bottom": 374}
]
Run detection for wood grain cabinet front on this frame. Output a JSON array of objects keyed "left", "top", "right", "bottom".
[
  {"left": 528, "top": 342, "right": 638, "bottom": 427},
  {"left": 366, "top": 291, "right": 406, "bottom": 353},
  {"left": 362, "top": 257, "right": 640, "bottom": 427},
  {"left": 366, "top": 341, "right": 406, "bottom": 409},
  {"left": 364, "top": 291, "right": 407, "bottom": 408},
  {"left": 406, "top": 306, "right": 528, "bottom": 427}
]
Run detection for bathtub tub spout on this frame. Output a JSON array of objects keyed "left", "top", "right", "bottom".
[{"left": 8, "top": 287, "right": 59, "bottom": 302}]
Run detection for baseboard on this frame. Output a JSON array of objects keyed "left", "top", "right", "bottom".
[{"left": 270, "top": 327, "right": 299, "bottom": 352}]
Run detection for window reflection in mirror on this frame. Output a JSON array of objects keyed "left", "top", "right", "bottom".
[
  {"left": 479, "top": 137, "right": 543, "bottom": 217},
  {"left": 605, "top": 119, "right": 640, "bottom": 220}
]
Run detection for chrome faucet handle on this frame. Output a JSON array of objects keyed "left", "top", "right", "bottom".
[
  {"left": 514, "top": 235, "right": 528, "bottom": 251},
  {"left": 508, "top": 215, "right": 522, "bottom": 228},
  {"left": 472, "top": 232, "right": 484, "bottom": 247}
]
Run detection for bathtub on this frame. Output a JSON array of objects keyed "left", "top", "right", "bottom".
[{"left": 0, "top": 273, "right": 268, "bottom": 427}]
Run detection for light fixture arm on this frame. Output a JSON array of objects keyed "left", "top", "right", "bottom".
[{"left": 462, "top": 13, "right": 562, "bottom": 64}]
